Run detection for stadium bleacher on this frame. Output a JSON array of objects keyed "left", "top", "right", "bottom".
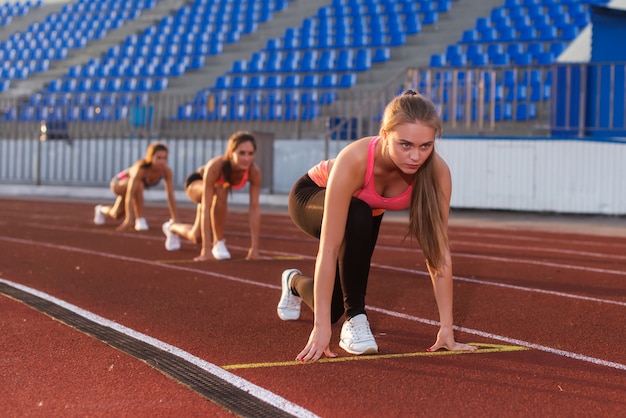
[{"left": 0, "top": 0, "right": 614, "bottom": 129}]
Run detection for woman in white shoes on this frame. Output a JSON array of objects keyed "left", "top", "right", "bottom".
[
  {"left": 162, "top": 131, "right": 262, "bottom": 261},
  {"left": 94, "top": 141, "right": 178, "bottom": 232},
  {"left": 277, "top": 91, "right": 477, "bottom": 361}
]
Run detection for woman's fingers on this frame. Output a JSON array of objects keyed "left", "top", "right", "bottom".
[{"left": 428, "top": 341, "right": 478, "bottom": 352}]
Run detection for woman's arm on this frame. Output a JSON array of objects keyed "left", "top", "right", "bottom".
[
  {"left": 194, "top": 158, "right": 221, "bottom": 261},
  {"left": 163, "top": 165, "right": 178, "bottom": 222},
  {"left": 427, "top": 154, "right": 477, "bottom": 352},
  {"left": 296, "top": 140, "right": 368, "bottom": 362},
  {"left": 246, "top": 164, "right": 262, "bottom": 260},
  {"left": 117, "top": 162, "right": 143, "bottom": 231}
]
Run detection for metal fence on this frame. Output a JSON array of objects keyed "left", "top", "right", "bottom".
[{"left": 0, "top": 63, "right": 624, "bottom": 143}]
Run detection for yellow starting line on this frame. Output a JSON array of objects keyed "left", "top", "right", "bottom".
[{"left": 221, "top": 343, "right": 530, "bottom": 370}]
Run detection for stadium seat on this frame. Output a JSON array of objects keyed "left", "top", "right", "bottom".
[
  {"left": 339, "top": 73, "right": 356, "bottom": 88},
  {"left": 320, "top": 74, "right": 337, "bottom": 88}
]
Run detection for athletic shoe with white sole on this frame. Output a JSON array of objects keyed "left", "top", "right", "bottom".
[
  {"left": 93, "top": 205, "right": 105, "bottom": 225},
  {"left": 211, "top": 240, "right": 231, "bottom": 260},
  {"left": 134, "top": 217, "right": 149, "bottom": 231},
  {"left": 339, "top": 314, "right": 378, "bottom": 355},
  {"left": 277, "top": 269, "right": 302, "bottom": 321},
  {"left": 162, "top": 220, "right": 180, "bottom": 251}
]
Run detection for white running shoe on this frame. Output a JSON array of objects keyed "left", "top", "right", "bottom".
[
  {"left": 134, "top": 217, "right": 149, "bottom": 231},
  {"left": 339, "top": 314, "right": 378, "bottom": 355},
  {"left": 211, "top": 240, "right": 231, "bottom": 260},
  {"left": 93, "top": 205, "right": 105, "bottom": 225},
  {"left": 162, "top": 220, "right": 180, "bottom": 251},
  {"left": 277, "top": 269, "right": 302, "bottom": 321}
]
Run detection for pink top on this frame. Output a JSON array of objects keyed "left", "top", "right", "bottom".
[
  {"left": 214, "top": 168, "right": 249, "bottom": 190},
  {"left": 116, "top": 166, "right": 164, "bottom": 189},
  {"left": 308, "top": 136, "right": 413, "bottom": 215}
]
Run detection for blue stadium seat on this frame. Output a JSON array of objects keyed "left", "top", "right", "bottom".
[
  {"left": 373, "top": 47, "right": 390, "bottom": 63},
  {"left": 339, "top": 73, "right": 356, "bottom": 88},
  {"left": 302, "top": 74, "right": 319, "bottom": 88},
  {"left": 214, "top": 75, "right": 231, "bottom": 90},
  {"left": 265, "top": 74, "right": 282, "bottom": 89},
  {"left": 320, "top": 73, "right": 338, "bottom": 88},
  {"left": 299, "top": 50, "right": 318, "bottom": 72},
  {"left": 430, "top": 54, "right": 446, "bottom": 67},
  {"left": 248, "top": 75, "right": 265, "bottom": 89},
  {"left": 231, "top": 75, "right": 248, "bottom": 89},
  {"left": 283, "top": 74, "right": 300, "bottom": 88},
  {"left": 354, "top": 48, "right": 372, "bottom": 71},
  {"left": 336, "top": 49, "right": 354, "bottom": 71}
]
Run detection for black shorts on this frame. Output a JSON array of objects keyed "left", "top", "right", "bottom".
[{"left": 184, "top": 172, "right": 203, "bottom": 189}]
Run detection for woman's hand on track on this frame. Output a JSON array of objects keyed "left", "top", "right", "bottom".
[
  {"left": 427, "top": 326, "right": 478, "bottom": 352},
  {"left": 296, "top": 325, "right": 337, "bottom": 362}
]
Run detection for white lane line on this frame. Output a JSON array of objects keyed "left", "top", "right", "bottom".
[
  {"left": 9, "top": 222, "right": 626, "bottom": 276},
  {"left": 368, "top": 306, "right": 626, "bottom": 372},
  {"left": 1, "top": 236, "right": 624, "bottom": 308},
  {"left": 1, "top": 236, "right": 625, "bottom": 373},
  {"left": 374, "top": 244, "right": 626, "bottom": 277},
  {"left": 452, "top": 239, "right": 626, "bottom": 262},
  {"left": 0, "top": 278, "right": 319, "bottom": 418},
  {"left": 372, "top": 263, "right": 626, "bottom": 307},
  {"left": 452, "top": 252, "right": 626, "bottom": 277},
  {"left": 451, "top": 230, "right": 626, "bottom": 250}
]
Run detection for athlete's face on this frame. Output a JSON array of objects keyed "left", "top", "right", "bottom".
[
  {"left": 152, "top": 150, "right": 168, "bottom": 168},
  {"left": 231, "top": 141, "right": 256, "bottom": 170},
  {"left": 384, "top": 122, "right": 436, "bottom": 174}
]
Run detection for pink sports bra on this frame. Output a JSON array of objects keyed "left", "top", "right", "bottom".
[
  {"left": 214, "top": 168, "right": 249, "bottom": 190},
  {"left": 308, "top": 136, "right": 413, "bottom": 215},
  {"left": 116, "top": 165, "right": 164, "bottom": 189}
]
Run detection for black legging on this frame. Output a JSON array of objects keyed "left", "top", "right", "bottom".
[{"left": 288, "top": 174, "right": 383, "bottom": 323}]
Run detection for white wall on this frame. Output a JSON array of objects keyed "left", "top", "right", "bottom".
[
  {"left": 1, "top": 136, "right": 625, "bottom": 215},
  {"left": 272, "top": 137, "right": 626, "bottom": 215}
]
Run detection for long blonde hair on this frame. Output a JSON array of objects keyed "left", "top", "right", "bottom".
[{"left": 379, "top": 90, "right": 447, "bottom": 272}]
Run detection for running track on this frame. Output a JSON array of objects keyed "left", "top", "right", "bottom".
[{"left": 1, "top": 197, "right": 625, "bottom": 417}]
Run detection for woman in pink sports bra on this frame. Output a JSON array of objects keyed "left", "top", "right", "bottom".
[
  {"left": 93, "top": 141, "right": 178, "bottom": 232},
  {"left": 162, "top": 131, "right": 262, "bottom": 261},
  {"left": 277, "top": 91, "right": 477, "bottom": 361}
]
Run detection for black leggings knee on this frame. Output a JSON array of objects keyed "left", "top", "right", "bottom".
[{"left": 288, "top": 174, "right": 382, "bottom": 322}]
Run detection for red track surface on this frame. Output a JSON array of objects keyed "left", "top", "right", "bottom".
[{"left": 1, "top": 197, "right": 625, "bottom": 417}]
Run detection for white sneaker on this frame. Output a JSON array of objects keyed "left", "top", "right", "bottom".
[
  {"left": 162, "top": 220, "right": 180, "bottom": 251},
  {"left": 134, "top": 217, "right": 149, "bottom": 231},
  {"left": 211, "top": 240, "right": 231, "bottom": 260},
  {"left": 93, "top": 205, "right": 105, "bottom": 225},
  {"left": 277, "top": 269, "right": 302, "bottom": 321},
  {"left": 339, "top": 314, "right": 378, "bottom": 355}
]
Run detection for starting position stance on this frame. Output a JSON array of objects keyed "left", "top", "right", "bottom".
[
  {"left": 94, "top": 141, "right": 177, "bottom": 232},
  {"left": 277, "top": 91, "right": 477, "bottom": 361},
  {"left": 162, "top": 131, "right": 262, "bottom": 261}
]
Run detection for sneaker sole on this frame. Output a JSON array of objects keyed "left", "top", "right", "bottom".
[
  {"left": 277, "top": 269, "right": 301, "bottom": 321},
  {"left": 211, "top": 253, "right": 231, "bottom": 260},
  {"left": 93, "top": 206, "right": 105, "bottom": 225},
  {"left": 339, "top": 342, "right": 378, "bottom": 355},
  {"left": 162, "top": 222, "right": 180, "bottom": 251}
]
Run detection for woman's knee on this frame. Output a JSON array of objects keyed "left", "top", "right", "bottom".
[{"left": 186, "top": 182, "right": 203, "bottom": 203}]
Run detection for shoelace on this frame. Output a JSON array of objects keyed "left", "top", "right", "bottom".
[
  {"left": 347, "top": 320, "right": 374, "bottom": 341},
  {"left": 284, "top": 291, "right": 300, "bottom": 310}
]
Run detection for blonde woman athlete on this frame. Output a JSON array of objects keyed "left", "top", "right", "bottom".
[{"left": 277, "top": 91, "right": 477, "bottom": 361}]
